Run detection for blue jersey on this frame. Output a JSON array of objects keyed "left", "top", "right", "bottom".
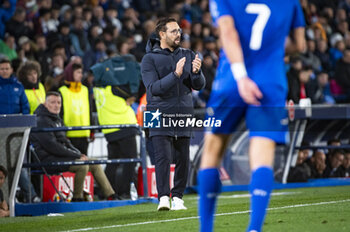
[{"left": 210, "top": 0, "right": 305, "bottom": 87}]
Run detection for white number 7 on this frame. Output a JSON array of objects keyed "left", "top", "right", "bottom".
[{"left": 246, "top": 3, "right": 271, "bottom": 51}]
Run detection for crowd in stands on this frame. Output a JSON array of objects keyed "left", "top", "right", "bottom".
[
  {"left": 2, "top": 0, "right": 350, "bottom": 203},
  {"left": 2, "top": 0, "right": 350, "bottom": 106},
  {"left": 288, "top": 139, "right": 350, "bottom": 182}
]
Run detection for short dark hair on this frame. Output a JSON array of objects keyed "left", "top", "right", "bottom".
[
  {"left": 155, "top": 17, "right": 177, "bottom": 38},
  {"left": 52, "top": 42, "right": 65, "bottom": 51},
  {"left": 46, "top": 91, "right": 61, "bottom": 99},
  {"left": 14, "top": 7, "right": 25, "bottom": 17},
  {"left": 72, "top": 63, "right": 83, "bottom": 72},
  {"left": 327, "top": 138, "right": 341, "bottom": 146},
  {"left": 0, "top": 165, "right": 7, "bottom": 177},
  {"left": 0, "top": 58, "right": 11, "bottom": 66}
]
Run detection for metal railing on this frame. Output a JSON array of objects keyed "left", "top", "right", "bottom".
[{"left": 25, "top": 124, "right": 149, "bottom": 198}]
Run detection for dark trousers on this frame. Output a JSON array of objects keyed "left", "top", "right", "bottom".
[
  {"left": 70, "top": 137, "right": 89, "bottom": 155},
  {"left": 152, "top": 136, "right": 190, "bottom": 200},
  {"left": 105, "top": 136, "right": 137, "bottom": 197}
]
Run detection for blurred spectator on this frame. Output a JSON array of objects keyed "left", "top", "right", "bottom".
[
  {"left": 117, "top": 38, "right": 131, "bottom": 55},
  {"left": 288, "top": 145, "right": 311, "bottom": 182},
  {"left": 180, "top": 19, "right": 191, "bottom": 35},
  {"left": 0, "top": 58, "right": 29, "bottom": 114},
  {"left": 30, "top": 92, "right": 116, "bottom": 201},
  {"left": 92, "top": 6, "right": 107, "bottom": 29},
  {"left": 203, "top": 36, "right": 218, "bottom": 66},
  {"left": 34, "top": 35, "right": 50, "bottom": 81},
  {"left": 324, "top": 150, "right": 345, "bottom": 177},
  {"left": 334, "top": 49, "right": 350, "bottom": 100},
  {"left": 0, "top": 33, "right": 17, "bottom": 61},
  {"left": 17, "top": 0, "right": 38, "bottom": 21},
  {"left": 47, "top": 22, "right": 71, "bottom": 59},
  {"left": 33, "top": 8, "right": 57, "bottom": 36},
  {"left": 198, "top": 53, "right": 216, "bottom": 104},
  {"left": 0, "top": 165, "right": 9, "bottom": 217},
  {"left": 191, "top": 22, "right": 202, "bottom": 42},
  {"left": 201, "top": 11, "right": 212, "bottom": 25},
  {"left": 180, "top": 33, "right": 191, "bottom": 49},
  {"left": 334, "top": 19, "right": 349, "bottom": 38},
  {"left": 306, "top": 150, "right": 326, "bottom": 178},
  {"left": 105, "top": 6, "right": 122, "bottom": 32},
  {"left": 0, "top": 0, "right": 16, "bottom": 39},
  {"left": 70, "top": 17, "right": 90, "bottom": 57},
  {"left": 59, "top": 63, "right": 91, "bottom": 155},
  {"left": 50, "top": 5, "right": 61, "bottom": 29},
  {"left": 82, "top": 7, "right": 93, "bottom": 30},
  {"left": 192, "top": 39, "right": 204, "bottom": 59},
  {"left": 121, "top": 17, "right": 136, "bottom": 37},
  {"left": 51, "top": 42, "right": 67, "bottom": 63},
  {"left": 334, "top": 150, "right": 350, "bottom": 177},
  {"left": 17, "top": 60, "right": 46, "bottom": 114},
  {"left": 332, "top": 8, "right": 347, "bottom": 30},
  {"left": 134, "top": 20, "right": 156, "bottom": 59},
  {"left": 17, "top": 36, "right": 35, "bottom": 62},
  {"left": 314, "top": 39, "right": 331, "bottom": 72},
  {"left": 44, "top": 53, "right": 64, "bottom": 91},
  {"left": 123, "top": 7, "right": 140, "bottom": 28},
  {"left": 339, "top": 0, "right": 350, "bottom": 14},
  {"left": 59, "top": 4, "right": 72, "bottom": 23},
  {"left": 73, "top": 5, "right": 83, "bottom": 19},
  {"left": 301, "top": 39, "right": 321, "bottom": 72},
  {"left": 102, "top": 26, "right": 117, "bottom": 53},
  {"left": 329, "top": 39, "right": 345, "bottom": 68},
  {"left": 83, "top": 38, "right": 107, "bottom": 73},
  {"left": 88, "top": 24, "right": 103, "bottom": 48},
  {"left": 326, "top": 138, "right": 341, "bottom": 157},
  {"left": 17, "top": 168, "right": 41, "bottom": 203},
  {"left": 5, "top": 7, "right": 33, "bottom": 41},
  {"left": 287, "top": 60, "right": 315, "bottom": 103},
  {"left": 313, "top": 72, "right": 335, "bottom": 104}
]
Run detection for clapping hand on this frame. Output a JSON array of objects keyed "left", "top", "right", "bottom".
[
  {"left": 175, "top": 57, "right": 186, "bottom": 77},
  {"left": 192, "top": 54, "right": 202, "bottom": 73}
]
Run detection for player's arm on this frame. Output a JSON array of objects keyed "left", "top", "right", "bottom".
[
  {"left": 285, "top": 27, "right": 306, "bottom": 54},
  {"left": 217, "top": 16, "right": 262, "bottom": 105},
  {"left": 141, "top": 55, "right": 178, "bottom": 96}
]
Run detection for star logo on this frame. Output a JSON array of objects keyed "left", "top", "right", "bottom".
[
  {"left": 143, "top": 109, "right": 162, "bottom": 128},
  {"left": 150, "top": 109, "right": 162, "bottom": 122}
]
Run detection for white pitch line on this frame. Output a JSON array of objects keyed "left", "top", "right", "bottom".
[
  {"left": 61, "top": 199, "right": 350, "bottom": 232},
  {"left": 187, "top": 191, "right": 300, "bottom": 200}
]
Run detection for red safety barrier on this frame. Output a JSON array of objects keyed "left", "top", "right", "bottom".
[
  {"left": 138, "top": 165, "right": 175, "bottom": 198},
  {"left": 43, "top": 172, "right": 94, "bottom": 202}
]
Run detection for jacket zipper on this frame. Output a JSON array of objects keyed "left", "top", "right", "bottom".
[{"left": 173, "top": 53, "right": 179, "bottom": 140}]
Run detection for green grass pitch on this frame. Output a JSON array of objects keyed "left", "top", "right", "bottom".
[{"left": 0, "top": 186, "right": 349, "bottom": 232}]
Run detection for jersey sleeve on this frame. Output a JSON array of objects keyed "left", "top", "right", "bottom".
[
  {"left": 209, "top": 0, "right": 232, "bottom": 26},
  {"left": 291, "top": 0, "right": 306, "bottom": 28}
]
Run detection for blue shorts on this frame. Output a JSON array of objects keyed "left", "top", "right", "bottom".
[{"left": 206, "top": 73, "right": 289, "bottom": 144}]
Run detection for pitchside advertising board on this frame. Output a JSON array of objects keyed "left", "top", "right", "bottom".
[{"left": 42, "top": 172, "right": 93, "bottom": 202}]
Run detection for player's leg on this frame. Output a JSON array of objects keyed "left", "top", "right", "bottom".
[
  {"left": 245, "top": 83, "right": 288, "bottom": 232},
  {"left": 198, "top": 133, "right": 230, "bottom": 232},
  {"left": 247, "top": 137, "right": 275, "bottom": 232},
  {"left": 198, "top": 71, "right": 246, "bottom": 232}
]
